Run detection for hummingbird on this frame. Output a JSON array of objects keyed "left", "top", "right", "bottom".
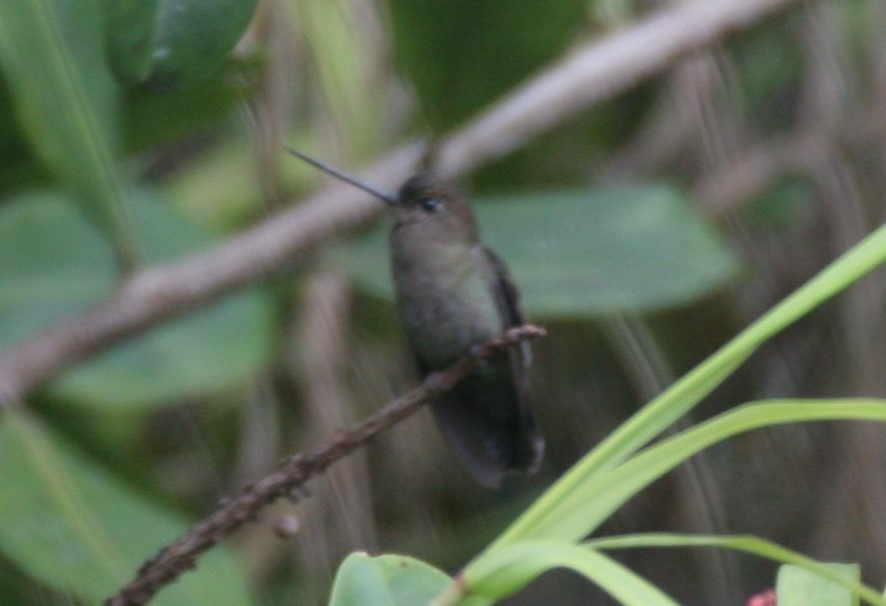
[{"left": 286, "top": 148, "right": 544, "bottom": 487}]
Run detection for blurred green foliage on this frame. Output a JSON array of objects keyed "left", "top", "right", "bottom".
[
  {"left": 105, "top": 0, "right": 257, "bottom": 91},
  {"left": 0, "top": 0, "right": 883, "bottom": 605},
  {"left": 0, "top": 411, "right": 252, "bottom": 606},
  {"left": 389, "top": 0, "right": 588, "bottom": 131},
  {"left": 0, "top": 0, "right": 261, "bottom": 603}
]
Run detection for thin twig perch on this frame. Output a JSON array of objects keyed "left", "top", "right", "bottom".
[{"left": 104, "top": 325, "right": 547, "bottom": 606}]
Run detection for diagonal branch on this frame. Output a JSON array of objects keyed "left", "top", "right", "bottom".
[
  {"left": 0, "top": 0, "right": 802, "bottom": 408},
  {"left": 103, "top": 325, "right": 547, "bottom": 606}
]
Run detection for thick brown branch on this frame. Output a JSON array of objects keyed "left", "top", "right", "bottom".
[
  {"left": 0, "top": 0, "right": 802, "bottom": 408},
  {"left": 103, "top": 325, "right": 547, "bottom": 606}
]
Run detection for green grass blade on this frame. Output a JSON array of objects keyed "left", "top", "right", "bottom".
[
  {"left": 493, "top": 223, "right": 886, "bottom": 547},
  {"left": 445, "top": 541, "right": 677, "bottom": 606},
  {"left": 585, "top": 533, "right": 881, "bottom": 606},
  {"left": 500, "top": 400, "right": 886, "bottom": 544}
]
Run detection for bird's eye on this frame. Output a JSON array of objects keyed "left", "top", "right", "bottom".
[{"left": 417, "top": 197, "right": 442, "bottom": 213}]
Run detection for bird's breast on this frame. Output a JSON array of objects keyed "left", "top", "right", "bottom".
[{"left": 391, "top": 244, "right": 502, "bottom": 368}]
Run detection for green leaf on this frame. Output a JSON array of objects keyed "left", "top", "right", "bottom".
[
  {"left": 123, "top": 56, "right": 260, "bottom": 152},
  {"left": 0, "top": 0, "right": 133, "bottom": 259},
  {"left": 329, "top": 553, "right": 450, "bottom": 606},
  {"left": 0, "top": 410, "right": 253, "bottom": 605},
  {"left": 491, "top": 399, "right": 886, "bottom": 549},
  {"left": 0, "top": 79, "right": 45, "bottom": 197},
  {"left": 585, "top": 534, "right": 881, "bottom": 606},
  {"left": 106, "top": 0, "right": 259, "bottom": 91},
  {"left": 0, "top": 192, "right": 116, "bottom": 344},
  {"left": 0, "top": 190, "right": 274, "bottom": 410},
  {"left": 460, "top": 402, "right": 886, "bottom": 605},
  {"left": 461, "top": 541, "right": 677, "bottom": 606},
  {"left": 53, "top": 291, "right": 272, "bottom": 409},
  {"left": 342, "top": 186, "right": 742, "bottom": 317},
  {"left": 491, "top": 222, "right": 886, "bottom": 548},
  {"left": 777, "top": 563, "right": 861, "bottom": 606}
]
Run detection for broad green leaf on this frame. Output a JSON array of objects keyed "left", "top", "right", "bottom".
[
  {"left": 777, "top": 563, "right": 860, "bottom": 606},
  {"left": 0, "top": 190, "right": 274, "bottom": 410},
  {"left": 0, "top": 0, "right": 133, "bottom": 260},
  {"left": 342, "top": 186, "right": 742, "bottom": 316},
  {"left": 329, "top": 553, "right": 450, "bottom": 606},
  {"left": 460, "top": 541, "right": 677, "bottom": 606},
  {"left": 0, "top": 410, "right": 252, "bottom": 605},
  {"left": 0, "top": 193, "right": 117, "bottom": 344},
  {"left": 53, "top": 290, "right": 271, "bottom": 409},
  {"left": 106, "top": 0, "right": 258, "bottom": 91}
]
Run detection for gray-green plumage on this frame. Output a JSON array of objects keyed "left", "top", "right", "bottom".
[{"left": 389, "top": 174, "right": 543, "bottom": 487}]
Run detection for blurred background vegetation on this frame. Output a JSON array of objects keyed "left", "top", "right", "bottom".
[{"left": 0, "top": 0, "right": 884, "bottom": 604}]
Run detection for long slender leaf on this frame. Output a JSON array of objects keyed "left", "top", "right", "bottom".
[
  {"left": 446, "top": 541, "right": 677, "bottom": 606},
  {"left": 585, "top": 534, "right": 878, "bottom": 606},
  {"left": 492, "top": 223, "right": 886, "bottom": 547},
  {"left": 488, "top": 400, "right": 886, "bottom": 545},
  {"left": 0, "top": 0, "right": 134, "bottom": 261}
]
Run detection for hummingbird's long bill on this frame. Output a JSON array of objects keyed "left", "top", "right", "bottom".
[{"left": 284, "top": 146, "right": 399, "bottom": 205}]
